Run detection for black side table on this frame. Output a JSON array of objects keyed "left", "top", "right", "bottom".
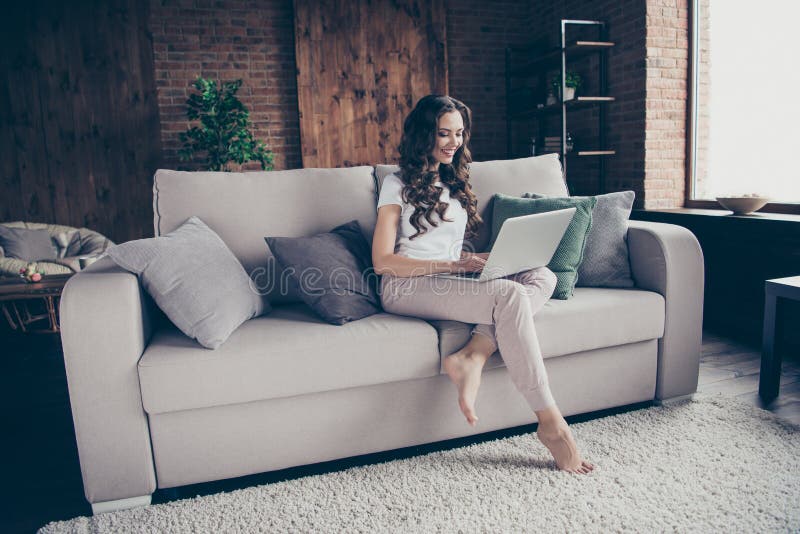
[{"left": 759, "top": 276, "right": 800, "bottom": 403}]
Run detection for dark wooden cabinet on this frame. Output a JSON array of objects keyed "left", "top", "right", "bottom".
[{"left": 631, "top": 209, "right": 800, "bottom": 352}]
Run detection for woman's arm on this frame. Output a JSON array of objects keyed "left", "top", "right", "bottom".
[{"left": 372, "top": 205, "right": 484, "bottom": 277}]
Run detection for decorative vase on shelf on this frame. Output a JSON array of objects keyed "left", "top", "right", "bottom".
[{"left": 546, "top": 94, "right": 557, "bottom": 106}]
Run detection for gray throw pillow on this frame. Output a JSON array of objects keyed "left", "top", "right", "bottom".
[
  {"left": 522, "top": 190, "right": 635, "bottom": 287},
  {"left": 0, "top": 226, "right": 57, "bottom": 261},
  {"left": 53, "top": 230, "right": 81, "bottom": 259},
  {"left": 265, "top": 220, "right": 381, "bottom": 325},
  {"left": 107, "top": 216, "right": 267, "bottom": 349}
]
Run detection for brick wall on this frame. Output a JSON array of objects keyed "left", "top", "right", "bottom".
[
  {"left": 150, "top": 0, "right": 531, "bottom": 170},
  {"left": 445, "top": 0, "right": 531, "bottom": 162},
  {"left": 148, "top": 1, "right": 692, "bottom": 209},
  {"left": 149, "top": 0, "right": 301, "bottom": 171},
  {"left": 527, "top": 0, "right": 692, "bottom": 208},
  {"left": 643, "top": 0, "right": 689, "bottom": 208},
  {"left": 528, "top": 1, "right": 649, "bottom": 200}
]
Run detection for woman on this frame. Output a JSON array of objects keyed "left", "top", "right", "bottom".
[{"left": 372, "top": 95, "right": 594, "bottom": 474}]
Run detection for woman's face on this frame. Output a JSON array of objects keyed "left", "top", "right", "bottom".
[{"left": 430, "top": 110, "right": 464, "bottom": 169}]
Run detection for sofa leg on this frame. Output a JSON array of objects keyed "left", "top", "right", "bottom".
[
  {"left": 91, "top": 495, "right": 152, "bottom": 515},
  {"left": 654, "top": 393, "right": 695, "bottom": 406}
]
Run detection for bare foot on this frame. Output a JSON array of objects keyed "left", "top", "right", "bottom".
[
  {"left": 443, "top": 349, "right": 488, "bottom": 426},
  {"left": 536, "top": 410, "right": 595, "bottom": 474}
]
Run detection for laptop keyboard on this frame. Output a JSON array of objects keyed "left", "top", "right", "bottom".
[{"left": 435, "top": 271, "right": 481, "bottom": 279}]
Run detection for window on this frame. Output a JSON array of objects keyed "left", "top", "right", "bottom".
[{"left": 688, "top": 0, "right": 800, "bottom": 211}]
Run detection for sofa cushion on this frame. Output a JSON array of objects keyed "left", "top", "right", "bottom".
[
  {"left": 575, "top": 191, "right": 635, "bottom": 288},
  {"left": 153, "top": 167, "right": 378, "bottom": 306},
  {"left": 138, "top": 303, "right": 440, "bottom": 415},
  {"left": 431, "top": 287, "right": 664, "bottom": 373},
  {"left": 107, "top": 216, "right": 266, "bottom": 350},
  {"left": 490, "top": 193, "right": 597, "bottom": 299},
  {"left": 265, "top": 220, "right": 381, "bottom": 325},
  {"left": 523, "top": 190, "right": 636, "bottom": 288},
  {"left": 0, "top": 226, "right": 57, "bottom": 261},
  {"left": 376, "top": 153, "right": 568, "bottom": 253},
  {"left": 52, "top": 230, "right": 82, "bottom": 259}
]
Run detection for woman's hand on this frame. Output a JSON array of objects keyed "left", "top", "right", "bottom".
[
  {"left": 459, "top": 251, "right": 490, "bottom": 261},
  {"left": 452, "top": 252, "right": 488, "bottom": 273}
]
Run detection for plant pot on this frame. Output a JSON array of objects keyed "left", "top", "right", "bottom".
[{"left": 563, "top": 87, "right": 576, "bottom": 101}]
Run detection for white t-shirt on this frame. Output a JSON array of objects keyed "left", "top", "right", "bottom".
[{"left": 376, "top": 173, "right": 468, "bottom": 261}]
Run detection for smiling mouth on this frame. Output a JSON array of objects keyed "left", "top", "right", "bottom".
[{"left": 441, "top": 148, "right": 457, "bottom": 156}]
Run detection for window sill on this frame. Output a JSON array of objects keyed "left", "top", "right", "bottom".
[
  {"left": 634, "top": 207, "right": 800, "bottom": 222},
  {"left": 685, "top": 199, "right": 800, "bottom": 215},
  {"left": 630, "top": 208, "right": 800, "bottom": 238}
]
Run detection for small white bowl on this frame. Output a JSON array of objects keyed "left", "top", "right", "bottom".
[{"left": 715, "top": 196, "right": 769, "bottom": 215}]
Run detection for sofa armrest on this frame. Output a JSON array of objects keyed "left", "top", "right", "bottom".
[
  {"left": 60, "top": 256, "right": 157, "bottom": 504},
  {"left": 627, "top": 220, "right": 705, "bottom": 402}
]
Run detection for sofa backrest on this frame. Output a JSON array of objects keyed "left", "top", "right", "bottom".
[
  {"left": 153, "top": 166, "right": 378, "bottom": 304},
  {"left": 375, "top": 153, "right": 568, "bottom": 252},
  {"left": 153, "top": 155, "right": 566, "bottom": 305}
]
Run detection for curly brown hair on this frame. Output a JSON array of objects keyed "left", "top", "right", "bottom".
[{"left": 397, "top": 95, "right": 483, "bottom": 241}]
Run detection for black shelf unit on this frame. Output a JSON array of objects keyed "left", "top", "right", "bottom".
[{"left": 506, "top": 20, "right": 615, "bottom": 193}]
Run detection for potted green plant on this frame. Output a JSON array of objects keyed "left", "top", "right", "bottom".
[
  {"left": 179, "top": 77, "right": 275, "bottom": 171},
  {"left": 551, "top": 71, "right": 582, "bottom": 101}
]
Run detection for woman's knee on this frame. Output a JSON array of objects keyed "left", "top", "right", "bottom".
[
  {"left": 542, "top": 267, "right": 558, "bottom": 295},
  {"left": 513, "top": 267, "right": 557, "bottom": 298},
  {"left": 492, "top": 279, "right": 529, "bottom": 307}
]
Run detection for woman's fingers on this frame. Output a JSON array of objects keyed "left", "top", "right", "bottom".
[{"left": 459, "top": 253, "right": 488, "bottom": 271}]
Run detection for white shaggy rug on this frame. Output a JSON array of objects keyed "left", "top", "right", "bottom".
[{"left": 40, "top": 393, "right": 800, "bottom": 533}]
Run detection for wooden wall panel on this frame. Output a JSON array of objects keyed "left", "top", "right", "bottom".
[
  {"left": 293, "top": 0, "right": 448, "bottom": 168},
  {"left": 0, "top": 0, "right": 162, "bottom": 243}
]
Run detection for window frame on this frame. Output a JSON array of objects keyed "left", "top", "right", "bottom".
[{"left": 684, "top": 0, "right": 800, "bottom": 214}]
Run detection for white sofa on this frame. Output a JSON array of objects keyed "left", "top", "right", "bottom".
[{"left": 60, "top": 154, "right": 704, "bottom": 514}]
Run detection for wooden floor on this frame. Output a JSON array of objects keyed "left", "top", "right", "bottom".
[
  {"left": 1, "top": 328, "right": 798, "bottom": 532},
  {"left": 697, "top": 332, "right": 800, "bottom": 425}
]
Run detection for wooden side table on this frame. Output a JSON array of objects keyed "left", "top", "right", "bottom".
[
  {"left": 0, "top": 274, "right": 73, "bottom": 334},
  {"left": 759, "top": 276, "right": 800, "bottom": 403}
]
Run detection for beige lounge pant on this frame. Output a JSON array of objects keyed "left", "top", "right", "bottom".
[{"left": 379, "top": 267, "right": 558, "bottom": 411}]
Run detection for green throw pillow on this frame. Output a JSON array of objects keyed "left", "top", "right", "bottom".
[{"left": 489, "top": 193, "right": 597, "bottom": 299}]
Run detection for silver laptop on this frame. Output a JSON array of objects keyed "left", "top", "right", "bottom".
[{"left": 433, "top": 207, "right": 576, "bottom": 283}]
